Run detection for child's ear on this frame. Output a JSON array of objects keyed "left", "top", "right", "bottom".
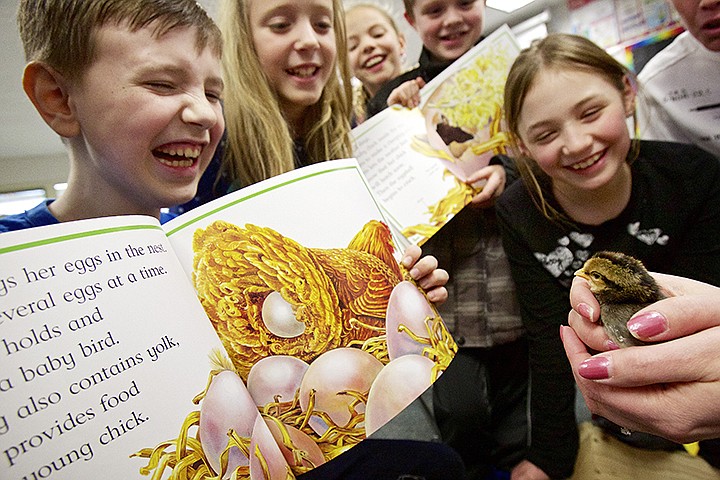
[
  {"left": 404, "top": 11, "right": 416, "bottom": 29},
  {"left": 515, "top": 137, "right": 530, "bottom": 157},
  {"left": 22, "top": 61, "right": 81, "bottom": 138},
  {"left": 622, "top": 74, "right": 637, "bottom": 117}
]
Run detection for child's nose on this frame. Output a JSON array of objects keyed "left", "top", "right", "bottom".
[
  {"left": 182, "top": 95, "right": 219, "bottom": 129},
  {"left": 443, "top": 7, "right": 464, "bottom": 26},
  {"left": 362, "top": 39, "right": 376, "bottom": 53},
  {"left": 294, "top": 21, "right": 320, "bottom": 50},
  {"left": 561, "top": 128, "right": 592, "bottom": 155}
]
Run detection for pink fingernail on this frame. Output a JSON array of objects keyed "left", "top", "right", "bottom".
[
  {"left": 579, "top": 356, "right": 610, "bottom": 380},
  {"left": 627, "top": 311, "right": 668, "bottom": 339},
  {"left": 576, "top": 303, "right": 594, "bottom": 321}
]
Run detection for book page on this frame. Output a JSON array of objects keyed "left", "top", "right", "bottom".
[
  {"left": 352, "top": 25, "right": 521, "bottom": 246},
  {"left": 160, "top": 159, "right": 458, "bottom": 478},
  {"left": 0, "top": 216, "right": 227, "bottom": 479}
]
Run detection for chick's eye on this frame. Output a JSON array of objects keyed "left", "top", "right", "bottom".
[{"left": 590, "top": 272, "right": 603, "bottom": 281}]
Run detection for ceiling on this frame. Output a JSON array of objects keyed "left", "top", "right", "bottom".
[{"left": 0, "top": 0, "right": 565, "bottom": 161}]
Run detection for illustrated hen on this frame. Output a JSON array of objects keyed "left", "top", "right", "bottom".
[{"left": 192, "top": 219, "right": 403, "bottom": 378}]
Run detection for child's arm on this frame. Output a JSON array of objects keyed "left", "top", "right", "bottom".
[{"left": 386, "top": 77, "right": 426, "bottom": 109}]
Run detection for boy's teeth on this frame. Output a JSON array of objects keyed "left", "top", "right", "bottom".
[
  {"left": 159, "top": 158, "right": 193, "bottom": 168},
  {"left": 157, "top": 146, "right": 201, "bottom": 158}
]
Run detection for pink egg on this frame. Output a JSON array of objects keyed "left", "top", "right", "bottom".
[
  {"left": 247, "top": 355, "right": 310, "bottom": 406},
  {"left": 249, "top": 414, "right": 291, "bottom": 480},
  {"left": 365, "top": 354, "right": 436, "bottom": 435},
  {"left": 299, "top": 347, "right": 384, "bottom": 435},
  {"left": 199, "top": 369, "right": 258, "bottom": 478},
  {"left": 385, "top": 281, "right": 437, "bottom": 360},
  {"left": 263, "top": 417, "right": 326, "bottom": 469}
]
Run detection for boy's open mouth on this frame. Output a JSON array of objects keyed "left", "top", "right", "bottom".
[{"left": 154, "top": 145, "right": 201, "bottom": 168}]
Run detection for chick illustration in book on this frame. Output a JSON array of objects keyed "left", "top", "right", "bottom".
[
  {"left": 406, "top": 45, "right": 516, "bottom": 240},
  {"left": 133, "top": 220, "right": 456, "bottom": 479}
]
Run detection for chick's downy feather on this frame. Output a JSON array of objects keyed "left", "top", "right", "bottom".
[{"left": 575, "top": 251, "right": 665, "bottom": 347}]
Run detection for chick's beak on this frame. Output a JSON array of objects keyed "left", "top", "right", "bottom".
[{"left": 574, "top": 268, "right": 590, "bottom": 281}]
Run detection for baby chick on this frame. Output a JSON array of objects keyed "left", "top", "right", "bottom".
[{"left": 574, "top": 251, "right": 665, "bottom": 348}]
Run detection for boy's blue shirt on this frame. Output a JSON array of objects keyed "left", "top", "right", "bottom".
[{"left": 0, "top": 200, "right": 176, "bottom": 233}]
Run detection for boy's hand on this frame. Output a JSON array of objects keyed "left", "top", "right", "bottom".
[
  {"left": 466, "top": 164, "right": 506, "bottom": 208},
  {"left": 401, "top": 244, "right": 448, "bottom": 304},
  {"left": 387, "top": 77, "right": 426, "bottom": 109}
]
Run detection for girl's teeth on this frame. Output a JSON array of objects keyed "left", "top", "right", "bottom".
[
  {"left": 571, "top": 152, "right": 602, "bottom": 170},
  {"left": 364, "top": 56, "right": 382, "bottom": 68},
  {"left": 290, "top": 67, "right": 316, "bottom": 78}
]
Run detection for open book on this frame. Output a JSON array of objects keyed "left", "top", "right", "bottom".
[
  {"left": 352, "top": 25, "right": 521, "bottom": 247},
  {"left": 0, "top": 160, "right": 456, "bottom": 479}
]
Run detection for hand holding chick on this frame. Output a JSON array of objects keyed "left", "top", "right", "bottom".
[{"left": 562, "top": 273, "right": 720, "bottom": 444}]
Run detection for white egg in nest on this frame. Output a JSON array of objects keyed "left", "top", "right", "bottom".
[
  {"left": 262, "top": 291, "right": 305, "bottom": 338},
  {"left": 385, "top": 281, "right": 436, "bottom": 360},
  {"left": 199, "top": 369, "right": 258, "bottom": 478},
  {"left": 247, "top": 355, "right": 309, "bottom": 407},
  {"left": 365, "top": 354, "right": 436, "bottom": 436},
  {"left": 263, "top": 417, "right": 325, "bottom": 470},
  {"left": 299, "top": 347, "right": 384, "bottom": 435},
  {"left": 248, "top": 414, "right": 290, "bottom": 480}
]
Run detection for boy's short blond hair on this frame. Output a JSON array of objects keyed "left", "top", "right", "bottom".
[{"left": 17, "top": 0, "right": 222, "bottom": 82}]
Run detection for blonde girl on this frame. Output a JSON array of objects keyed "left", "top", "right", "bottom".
[
  {"left": 219, "top": 0, "right": 353, "bottom": 188},
  {"left": 345, "top": 2, "right": 414, "bottom": 123}
]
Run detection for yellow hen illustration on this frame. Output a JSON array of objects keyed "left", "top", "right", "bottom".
[{"left": 192, "top": 220, "right": 403, "bottom": 378}]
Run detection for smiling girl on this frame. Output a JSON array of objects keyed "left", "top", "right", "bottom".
[
  {"left": 496, "top": 33, "right": 720, "bottom": 478},
  {"left": 345, "top": 2, "right": 410, "bottom": 123},
  {"left": 218, "top": 0, "right": 352, "bottom": 188}
]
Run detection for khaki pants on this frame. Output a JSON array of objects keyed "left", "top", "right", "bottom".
[{"left": 571, "top": 422, "right": 720, "bottom": 480}]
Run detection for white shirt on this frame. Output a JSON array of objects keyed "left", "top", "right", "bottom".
[{"left": 637, "top": 31, "right": 720, "bottom": 158}]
